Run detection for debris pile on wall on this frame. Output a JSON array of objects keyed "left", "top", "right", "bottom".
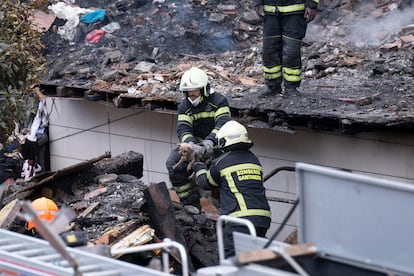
[
  {"left": 34, "top": 0, "right": 414, "bottom": 132},
  {"left": 0, "top": 151, "right": 219, "bottom": 273}
]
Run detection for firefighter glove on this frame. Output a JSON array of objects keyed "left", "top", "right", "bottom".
[
  {"left": 191, "top": 143, "right": 205, "bottom": 158},
  {"left": 201, "top": 139, "right": 214, "bottom": 157},
  {"left": 304, "top": 8, "right": 316, "bottom": 23}
]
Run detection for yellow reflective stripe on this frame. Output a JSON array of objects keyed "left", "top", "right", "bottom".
[
  {"left": 211, "top": 129, "right": 219, "bottom": 135},
  {"left": 265, "top": 72, "right": 282, "bottom": 79},
  {"left": 262, "top": 65, "right": 281, "bottom": 74},
  {"left": 278, "top": 4, "right": 305, "bottom": 13},
  {"left": 178, "top": 114, "right": 193, "bottom": 124},
  {"left": 222, "top": 167, "right": 247, "bottom": 210},
  {"left": 220, "top": 164, "right": 263, "bottom": 211},
  {"left": 192, "top": 111, "right": 216, "bottom": 121},
  {"left": 283, "top": 67, "right": 301, "bottom": 75},
  {"left": 284, "top": 74, "right": 301, "bottom": 82},
  {"left": 173, "top": 182, "right": 193, "bottom": 193},
  {"left": 229, "top": 209, "right": 272, "bottom": 218},
  {"left": 220, "top": 163, "right": 262, "bottom": 177},
  {"left": 263, "top": 5, "right": 277, "bottom": 13},
  {"left": 195, "top": 168, "right": 207, "bottom": 178},
  {"left": 263, "top": 65, "right": 282, "bottom": 79},
  {"left": 215, "top": 106, "right": 230, "bottom": 119},
  {"left": 263, "top": 4, "right": 305, "bottom": 13},
  {"left": 283, "top": 67, "right": 301, "bottom": 82},
  {"left": 177, "top": 190, "right": 192, "bottom": 198},
  {"left": 181, "top": 133, "right": 194, "bottom": 143},
  {"left": 181, "top": 108, "right": 226, "bottom": 125},
  {"left": 195, "top": 168, "right": 219, "bottom": 187},
  {"left": 313, "top": 0, "right": 319, "bottom": 3},
  {"left": 207, "top": 170, "right": 219, "bottom": 187}
]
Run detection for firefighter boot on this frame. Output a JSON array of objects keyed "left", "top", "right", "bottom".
[
  {"left": 284, "top": 84, "right": 300, "bottom": 94},
  {"left": 257, "top": 85, "right": 282, "bottom": 98}
]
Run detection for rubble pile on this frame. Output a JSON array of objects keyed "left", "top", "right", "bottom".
[
  {"left": 2, "top": 151, "right": 219, "bottom": 273},
  {"left": 36, "top": 0, "right": 414, "bottom": 132},
  {"left": 1, "top": 0, "right": 413, "bottom": 273}
]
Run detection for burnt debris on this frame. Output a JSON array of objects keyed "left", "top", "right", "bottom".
[{"left": 35, "top": 0, "right": 414, "bottom": 133}]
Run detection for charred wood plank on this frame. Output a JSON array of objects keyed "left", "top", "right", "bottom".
[
  {"left": 66, "top": 202, "right": 100, "bottom": 232},
  {"left": 73, "top": 216, "right": 118, "bottom": 226},
  {"left": 79, "top": 202, "right": 100, "bottom": 217},
  {"left": 113, "top": 94, "right": 143, "bottom": 108},
  {"left": 111, "top": 224, "right": 155, "bottom": 258},
  {"left": 237, "top": 243, "right": 317, "bottom": 265},
  {"left": 0, "top": 199, "right": 20, "bottom": 229},
  {"left": 91, "top": 151, "right": 143, "bottom": 179},
  {"left": 144, "top": 181, "right": 195, "bottom": 272},
  {"left": 93, "top": 219, "right": 142, "bottom": 246},
  {"left": 18, "top": 152, "right": 111, "bottom": 193}
]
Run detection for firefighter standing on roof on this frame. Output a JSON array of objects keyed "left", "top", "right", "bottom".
[
  {"left": 192, "top": 120, "right": 271, "bottom": 258},
  {"left": 166, "top": 67, "right": 231, "bottom": 207},
  {"left": 255, "top": 0, "right": 318, "bottom": 97}
]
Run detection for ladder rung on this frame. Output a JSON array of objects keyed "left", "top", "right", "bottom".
[
  {"left": 0, "top": 244, "right": 26, "bottom": 251},
  {"left": 78, "top": 264, "right": 104, "bottom": 272},
  {"left": 32, "top": 253, "right": 62, "bottom": 262},
  {"left": 0, "top": 238, "right": 10, "bottom": 244},
  {"left": 84, "top": 269, "right": 124, "bottom": 276},
  {"left": 14, "top": 248, "right": 46, "bottom": 257}
]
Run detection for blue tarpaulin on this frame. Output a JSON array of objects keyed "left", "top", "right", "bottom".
[{"left": 80, "top": 9, "right": 106, "bottom": 24}]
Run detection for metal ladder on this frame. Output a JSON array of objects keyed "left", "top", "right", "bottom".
[
  {"left": 0, "top": 229, "right": 171, "bottom": 276},
  {"left": 0, "top": 200, "right": 189, "bottom": 275}
]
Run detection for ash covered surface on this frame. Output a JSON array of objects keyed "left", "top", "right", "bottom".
[
  {"left": 5, "top": 152, "right": 219, "bottom": 272},
  {"left": 39, "top": 0, "right": 414, "bottom": 133}
]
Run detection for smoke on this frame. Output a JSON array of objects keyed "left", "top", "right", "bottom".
[
  {"left": 347, "top": 6, "right": 414, "bottom": 46},
  {"left": 306, "top": 4, "right": 414, "bottom": 47}
]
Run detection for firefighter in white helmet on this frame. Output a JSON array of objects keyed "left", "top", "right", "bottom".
[
  {"left": 192, "top": 120, "right": 271, "bottom": 257},
  {"left": 166, "top": 67, "right": 231, "bottom": 207}
]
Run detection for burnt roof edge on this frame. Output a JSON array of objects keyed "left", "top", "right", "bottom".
[{"left": 39, "top": 82, "right": 414, "bottom": 135}]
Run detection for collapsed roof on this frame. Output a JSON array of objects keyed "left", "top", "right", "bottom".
[{"left": 37, "top": 0, "right": 414, "bottom": 134}]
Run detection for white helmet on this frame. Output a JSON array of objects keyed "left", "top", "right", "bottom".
[
  {"left": 179, "top": 67, "right": 211, "bottom": 97},
  {"left": 217, "top": 120, "right": 252, "bottom": 148}
]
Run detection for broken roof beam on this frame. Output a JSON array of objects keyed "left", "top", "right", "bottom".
[{"left": 18, "top": 151, "right": 111, "bottom": 194}]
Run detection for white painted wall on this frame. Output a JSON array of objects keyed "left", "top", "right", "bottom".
[{"left": 46, "top": 97, "right": 414, "bottom": 241}]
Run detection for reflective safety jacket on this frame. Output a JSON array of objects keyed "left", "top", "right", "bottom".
[
  {"left": 261, "top": 0, "right": 319, "bottom": 15},
  {"left": 194, "top": 148, "right": 271, "bottom": 228},
  {"left": 177, "top": 93, "right": 231, "bottom": 145}
]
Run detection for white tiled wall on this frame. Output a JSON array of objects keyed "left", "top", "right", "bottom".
[{"left": 47, "top": 97, "right": 414, "bottom": 241}]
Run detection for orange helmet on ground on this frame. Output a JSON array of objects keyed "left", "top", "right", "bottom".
[{"left": 27, "top": 197, "right": 59, "bottom": 230}]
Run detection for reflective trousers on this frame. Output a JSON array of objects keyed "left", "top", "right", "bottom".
[{"left": 262, "top": 13, "right": 307, "bottom": 89}]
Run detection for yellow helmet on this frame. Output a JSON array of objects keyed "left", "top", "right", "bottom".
[
  {"left": 179, "top": 67, "right": 211, "bottom": 97},
  {"left": 27, "top": 197, "right": 59, "bottom": 230},
  {"left": 217, "top": 120, "right": 252, "bottom": 148}
]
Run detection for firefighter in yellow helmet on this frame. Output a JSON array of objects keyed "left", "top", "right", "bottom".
[
  {"left": 166, "top": 67, "right": 231, "bottom": 207},
  {"left": 192, "top": 120, "right": 271, "bottom": 258},
  {"left": 26, "top": 197, "right": 59, "bottom": 235}
]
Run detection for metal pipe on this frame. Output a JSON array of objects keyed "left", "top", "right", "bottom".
[
  {"left": 263, "top": 198, "right": 299, "bottom": 249},
  {"left": 272, "top": 246, "right": 309, "bottom": 276},
  {"left": 263, "top": 166, "right": 295, "bottom": 183},
  {"left": 216, "top": 215, "right": 256, "bottom": 264},
  {"left": 110, "top": 238, "right": 189, "bottom": 276}
]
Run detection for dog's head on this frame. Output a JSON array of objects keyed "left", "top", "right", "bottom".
[{"left": 178, "top": 143, "right": 194, "bottom": 160}]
